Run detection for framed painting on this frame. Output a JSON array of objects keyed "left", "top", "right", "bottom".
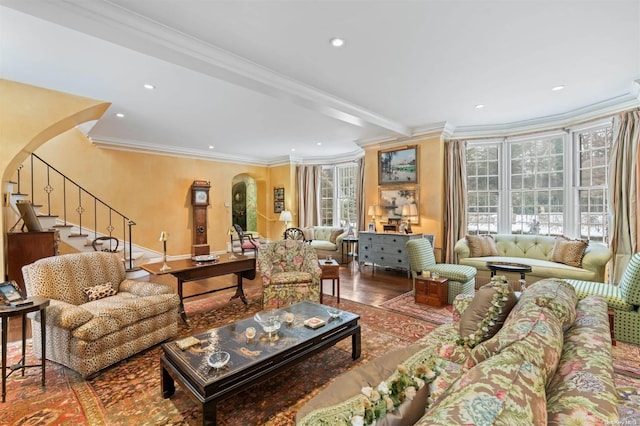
[
  {"left": 379, "top": 186, "right": 419, "bottom": 223},
  {"left": 378, "top": 146, "right": 418, "bottom": 185},
  {"left": 274, "top": 201, "right": 284, "bottom": 213},
  {"left": 274, "top": 187, "right": 285, "bottom": 201}
]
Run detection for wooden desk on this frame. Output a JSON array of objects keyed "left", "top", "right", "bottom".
[
  {"left": 142, "top": 254, "right": 256, "bottom": 321},
  {"left": 1, "top": 296, "right": 49, "bottom": 403},
  {"left": 318, "top": 259, "right": 340, "bottom": 303}
]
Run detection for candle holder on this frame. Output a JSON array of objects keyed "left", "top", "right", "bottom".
[{"left": 159, "top": 231, "right": 171, "bottom": 272}]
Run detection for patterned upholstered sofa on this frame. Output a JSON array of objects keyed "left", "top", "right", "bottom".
[
  {"left": 22, "top": 252, "right": 180, "bottom": 377},
  {"left": 297, "top": 279, "right": 618, "bottom": 425},
  {"left": 258, "top": 240, "right": 322, "bottom": 309},
  {"left": 567, "top": 251, "right": 640, "bottom": 345},
  {"left": 454, "top": 234, "right": 612, "bottom": 287}
]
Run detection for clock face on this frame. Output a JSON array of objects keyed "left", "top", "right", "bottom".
[{"left": 195, "top": 189, "right": 208, "bottom": 204}]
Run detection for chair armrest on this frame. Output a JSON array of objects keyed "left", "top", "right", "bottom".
[
  {"left": 118, "top": 279, "right": 174, "bottom": 296},
  {"left": 581, "top": 243, "right": 612, "bottom": 281},
  {"left": 41, "top": 299, "right": 94, "bottom": 330},
  {"left": 454, "top": 238, "right": 471, "bottom": 260}
]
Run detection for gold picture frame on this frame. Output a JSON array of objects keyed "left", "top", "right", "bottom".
[
  {"left": 378, "top": 186, "right": 419, "bottom": 224},
  {"left": 378, "top": 145, "right": 418, "bottom": 185}
]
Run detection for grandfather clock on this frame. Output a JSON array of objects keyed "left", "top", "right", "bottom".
[{"left": 190, "top": 180, "right": 211, "bottom": 256}]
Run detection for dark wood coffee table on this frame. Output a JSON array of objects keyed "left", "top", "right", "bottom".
[
  {"left": 486, "top": 261, "right": 532, "bottom": 280},
  {"left": 160, "top": 301, "right": 361, "bottom": 425},
  {"left": 142, "top": 253, "right": 256, "bottom": 321}
]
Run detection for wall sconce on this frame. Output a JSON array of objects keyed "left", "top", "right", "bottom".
[
  {"left": 279, "top": 210, "right": 293, "bottom": 229},
  {"left": 401, "top": 203, "right": 418, "bottom": 233}
]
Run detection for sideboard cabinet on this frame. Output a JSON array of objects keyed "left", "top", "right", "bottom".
[
  {"left": 358, "top": 231, "right": 422, "bottom": 277},
  {"left": 7, "top": 230, "right": 60, "bottom": 292}
]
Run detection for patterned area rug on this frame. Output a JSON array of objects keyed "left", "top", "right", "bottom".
[
  {"left": 379, "top": 291, "right": 453, "bottom": 324},
  {"left": 1, "top": 290, "right": 638, "bottom": 425}
]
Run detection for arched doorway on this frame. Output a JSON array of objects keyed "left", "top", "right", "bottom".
[{"left": 231, "top": 174, "right": 257, "bottom": 232}]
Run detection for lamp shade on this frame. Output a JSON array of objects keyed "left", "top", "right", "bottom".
[
  {"left": 367, "top": 205, "right": 376, "bottom": 216},
  {"left": 279, "top": 210, "right": 293, "bottom": 222},
  {"left": 401, "top": 203, "right": 418, "bottom": 220}
]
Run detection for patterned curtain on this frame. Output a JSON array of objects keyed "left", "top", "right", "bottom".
[
  {"left": 443, "top": 139, "right": 468, "bottom": 263},
  {"left": 356, "top": 157, "right": 366, "bottom": 231},
  {"left": 609, "top": 110, "right": 640, "bottom": 282},
  {"left": 296, "top": 164, "right": 320, "bottom": 227}
]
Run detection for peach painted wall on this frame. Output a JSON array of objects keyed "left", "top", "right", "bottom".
[
  {"left": 28, "top": 133, "right": 272, "bottom": 256},
  {"left": 362, "top": 135, "right": 445, "bottom": 258},
  {"left": 0, "top": 79, "right": 109, "bottom": 279},
  {"left": 268, "top": 163, "right": 296, "bottom": 238}
]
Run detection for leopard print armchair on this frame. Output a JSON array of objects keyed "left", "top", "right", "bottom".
[{"left": 22, "top": 251, "right": 180, "bottom": 377}]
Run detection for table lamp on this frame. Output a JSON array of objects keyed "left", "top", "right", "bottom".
[
  {"left": 159, "top": 231, "right": 171, "bottom": 271},
  {"left": 401, "top": 203, "right": 418, "bottom": 233},
  {"left": 279, "top": 210, "right": 293, "bottom": 229}
]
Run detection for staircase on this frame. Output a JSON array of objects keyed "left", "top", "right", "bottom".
[{"left": 6, "top": 154, "right": 155, "bottom": 277}]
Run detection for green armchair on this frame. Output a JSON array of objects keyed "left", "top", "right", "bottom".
[{"left": 257, "top": 240, "right": 322, "bottom": 309}]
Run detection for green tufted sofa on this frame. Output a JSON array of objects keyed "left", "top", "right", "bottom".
[
  {"left": 22, "top": 252, "right": 180, "bottom": 378},
  {"left": 454, "top": 234, "right": 612, "bottom": 287},
  {"left": 296, "top": 279, "right": 618, "bottom": 425}
]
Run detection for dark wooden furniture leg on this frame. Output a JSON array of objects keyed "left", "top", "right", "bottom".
[
  {"left": 352, "top": 325, "right": 361, "bottom": 360},
  {"left": 1, "top": 317, "right": 7, "bottom": 403},
  {"left": 40, "top": 308, "right": 46, "bottom": 387},
  {"left": 229, "top": 272, "right": 248, "bottom": 305}
]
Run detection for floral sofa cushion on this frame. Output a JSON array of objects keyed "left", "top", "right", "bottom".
[{"left": 546, "top": 296, "right": 618, "bottom": 424}]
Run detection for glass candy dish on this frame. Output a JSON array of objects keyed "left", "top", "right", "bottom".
[
  {"left": 254, "top": 310, "right": 283, "bottom": 337},
  {"left": 207, "top": 351, "right": 230, "bottom": 369}
]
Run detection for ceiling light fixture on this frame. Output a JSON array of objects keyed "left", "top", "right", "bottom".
[
  {"left": 475, "top": 104, "right": 485, "bottom": 109},
  {"left": 115, "top": 113, "right": 125, "bottom": 118},
  {"left": 330, "top": 37, "right": 345, "bottom": 47},
  {"left": 291, "top": 148, "right": 296, "bottom": 152},
  {"left": 551, "top": 85, "right": 565, "bottom": 91},
  {"left": 316, "top": 142, "right": 322, "bottom": 146},
  {"left": 208, "top": 145, "right": 214, "bottom": 149},
  {"left": 143, "top": 83, "right": 155, "bottom": 90}
]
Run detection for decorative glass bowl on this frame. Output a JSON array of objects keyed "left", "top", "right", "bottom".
[
  {"left": 254, "top": 310, "right": 283, "bottom": 336},
  {"left": 327, "top": 307, "right": 341, "bottom": 319},
  {"left": 207, "top": 351, "right": 230, "bottom": 369}
]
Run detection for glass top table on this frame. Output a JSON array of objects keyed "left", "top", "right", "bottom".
[{"left": 160, "top": 301, "right": 361, "bottom": 425}]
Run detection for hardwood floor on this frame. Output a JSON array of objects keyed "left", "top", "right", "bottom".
[{"left": 4, "top": 259, "right": 413, "bottom": 343}]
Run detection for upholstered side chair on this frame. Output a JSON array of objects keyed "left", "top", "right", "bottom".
[
  {"left": 566, "top": 252, "right": 640, "bottom": 345},
  {"left": 257, "top": 240, "right": 322, "bottom": 309},
  {"left": 406, "top": 238, "right": 477, "bottom": 304},
  {"left": 233, "top": 223, "right": 261, "bottom": 255}
]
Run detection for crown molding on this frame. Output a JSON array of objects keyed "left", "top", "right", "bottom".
[
  {"left": 1, "top": 0, "right": 409, "bottom": 137},
  {"left": 449, "top": 93, "right": 640, "bottom": 139},
  {"left": 91, "top": 137, "right": 271, "bottom": 166}
]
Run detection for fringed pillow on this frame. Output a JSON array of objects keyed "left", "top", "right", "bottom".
[
  {"left": 465, "top": 234, "right": 499, "bottom": 257},
  {"left": 550, "top": 236, "right": 588, "bottom": 267}
]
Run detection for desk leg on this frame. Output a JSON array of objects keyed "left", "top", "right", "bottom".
[
  {"left": 41, "top": 309, "right": 46, "bottom": 387},
  {"left": 2, "top": 317, "right": 7, "bottom": 402},
  {"left": 230, "top": 273, "right": 248, "bottom": 305},
  {"left": 21, "top": 313, "right": 27, "bottom": 376},
  {"left": 177, "top": 279, "right": 187, "bottom": 322},
  {"left": 203, "top": 401, "right": 217, "bottom": 426}
]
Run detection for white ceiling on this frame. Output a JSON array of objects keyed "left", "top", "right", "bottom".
[{"left": 1, "top": 0, "right": 639, "bottom": 165}]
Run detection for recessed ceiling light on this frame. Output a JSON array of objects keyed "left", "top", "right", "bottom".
[
  {"left": 115, "top": 113, "right": 125, "bottom": 118},
  {"left": 208, "top": 145, "right": 214, "bottom": 149},
  {"left": 291, "top": 148, "right": 296, "bottom": 152},
  {"left": 475, "top": 104, "right": 485, "bottom": 109},
  {"left": 330, "top": 37, "right": 345, "bottom": 47},
  {"left": 551, "top": 85, "right": 565, "bottom": 91},
  {"left": 316, "top": 142, "right": 323, "bottom": 146},
  {"left": 143, "top": 83, "right": 155, "bottom": 90}
]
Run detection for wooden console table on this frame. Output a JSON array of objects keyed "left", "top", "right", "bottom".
[{"left": 141, "top": 253, "right": 255, "bottom": 321}]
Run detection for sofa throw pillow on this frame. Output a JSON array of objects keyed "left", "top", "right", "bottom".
[
  {"left": 83, "top": 282, "right": 117, "bottom": 302},
  {"left": 329, "top": 229, "right": 343, "bottom": 244},
  {"left": 550, "top": 236, "right": 588, "bottom": 267},
  {"left": 458, "top": 276, "right": 518, "bottom": 348},
  {"left": 465, "top": 234, "right": 499, "bottom": 257}
]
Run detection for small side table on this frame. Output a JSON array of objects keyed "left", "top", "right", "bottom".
[
  {"left": 318, "top": 259, "right": 340, "bottom": 303},
  {"left": 415, "top": 277, "right": 449, "bottom": 307},
  {"left": 1, "top": 296, "right": 49, "bottom": 403},
  {"left": 341, "top": 237, "right": 359, "bottom": 264}
]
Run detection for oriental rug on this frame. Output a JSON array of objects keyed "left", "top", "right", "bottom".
[{"left": 1, "top": 291, "right": 638, "bottom": 425}]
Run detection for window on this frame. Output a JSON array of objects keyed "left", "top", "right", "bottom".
[
  {"left": 465, "top": 120, "right": 612, "bottom": 242},
  {"left": 320, "top": 163, "right": 358, "bottom": 227}
]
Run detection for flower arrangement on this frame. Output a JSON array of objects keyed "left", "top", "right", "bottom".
[
  {"left": 351, "top": 354, "right": 442, "bottom": 426},
  {"left": 457, "top": 275, "right": 512, "bottom": 348}
]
